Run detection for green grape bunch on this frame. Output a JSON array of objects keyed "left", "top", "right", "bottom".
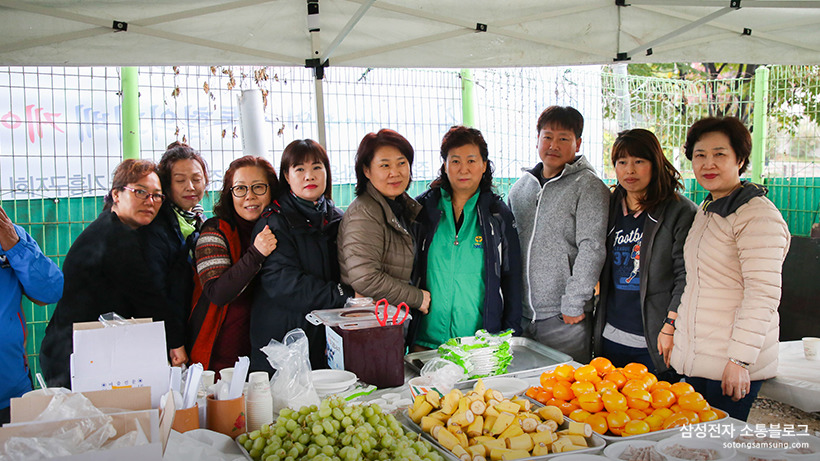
[{"left": 237, "top": 397, "right": 444, "bottom": 461}]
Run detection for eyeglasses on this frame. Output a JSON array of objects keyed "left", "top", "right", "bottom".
[
  {"left": 121, "top": 186, "right": 166, "bottom": 203},
  {"left": 231, "top": 183, "right": 269, "bottom": 198}
]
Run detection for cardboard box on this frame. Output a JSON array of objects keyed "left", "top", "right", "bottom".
[
  {"left": 70, "top": 319, "right": 170, "bottom": 408},
  {"left": 1, "top": 387, "right": 165, "bottom": 460}
]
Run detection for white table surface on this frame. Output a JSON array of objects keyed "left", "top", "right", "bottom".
[{"left": 760, "top": 340, "right": 820, "bottom": 412}]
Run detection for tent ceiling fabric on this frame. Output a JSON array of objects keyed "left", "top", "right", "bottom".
[{"left": 1, "top": 0, "right": 819, "bottom": 67}]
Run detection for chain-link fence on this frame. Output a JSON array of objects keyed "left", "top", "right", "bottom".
[{"left": 1, "top": 64, "right": 818, "bottom": 377}]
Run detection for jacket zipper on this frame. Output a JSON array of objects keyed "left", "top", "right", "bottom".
[{"left": 524, "top": 177, "right": 547, "bottom": 324}]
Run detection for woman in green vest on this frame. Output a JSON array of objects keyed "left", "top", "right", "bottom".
[{"left": 410, "top": 126, "right": 523, "bottom": 351}]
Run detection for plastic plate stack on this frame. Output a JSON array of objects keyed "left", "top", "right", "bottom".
[{"left": 311, "top": 370, "right": 357, "bottom": 396}]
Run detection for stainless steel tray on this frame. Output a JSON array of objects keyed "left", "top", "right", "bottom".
[
  {"left": 404, "top": 337, "right": 572, "bottom": 383},
  {"left": 399, "top": 408, "right": 605, "bottom": 460},
  {"left": 523, "top": 395, "right": 730, "bottom": 443}
]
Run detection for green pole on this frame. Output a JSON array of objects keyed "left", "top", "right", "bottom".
[
  {"left": 460, "top": 69, "right": 476, "bottom": 127},
  {"left": 121, "top": 67, "right": 140, "bottom": 160},
  {"left": 751, "top": 66, "right": 769, "bottom": 185}
]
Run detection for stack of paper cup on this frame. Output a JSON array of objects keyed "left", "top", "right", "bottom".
[{"left": 245, "top": 371, "right": 273, "bottom": 431}]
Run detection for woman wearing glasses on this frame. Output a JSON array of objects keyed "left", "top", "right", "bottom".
[
  {"left": 140, "top": 142, "right": 209, "bottom": 366},
  {"left": 187, "top": 156, "right": 278, "bottom": 374},
  {"left": 250, "top": 140, "right": 355, "bottom": 372},
  {"left": 40, "top": 159, "right": 180, "bottom": 388}
]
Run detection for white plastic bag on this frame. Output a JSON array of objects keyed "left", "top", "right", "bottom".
[
  {"left": 261, "top": 328, "right": 320, "bottom": 414},
  {"left": 420, "top": 357, "right": 466, "bottom": 393}
]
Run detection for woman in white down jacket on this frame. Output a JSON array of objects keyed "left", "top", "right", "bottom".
[{"left": 670, "top": 117, "right": 790, "bottom": 421}]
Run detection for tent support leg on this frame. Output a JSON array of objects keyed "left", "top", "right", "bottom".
[
  {"left": 314, "top": 76, "right": 327, "bottom": 149},
  {"left": 461, "top": 69, "right": 476, "bottom": 128},
  {"left": 751, "top": 66, "right": 769, "bottom": 185},
  {"left": 121, "top": 67, "right": 140, "bottom": 160}
]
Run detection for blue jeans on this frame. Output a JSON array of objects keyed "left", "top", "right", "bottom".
[
  {"left": 684, "top": 376, "right": 763, "bottom": 422},
  {"left": 601, "top": 337, "right": 681, "bottom": 383}
]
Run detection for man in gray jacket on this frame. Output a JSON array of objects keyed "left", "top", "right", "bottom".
[{"left": 508, "top": 106, "right": 609, "bottom": 362}]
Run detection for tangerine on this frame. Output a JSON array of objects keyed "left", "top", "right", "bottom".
[
  {"left": 586, "top": 414, "right": 608, "bottom": 435},
  {"left": 651, "top": 408, "right": 674, "bottom": 420},
  {"left": 698, "top": 409, "right": 721, "bottom": 422},
  {"left": 642, "top": 373, "right": 659, "bottom": 390},
  {"left": 644, "top": 414, "right": 664, "bottom": 431},
  {"left": 540, "top": 377, "right": 558, "bottom": 393},
  {"left": 622, "top": 379, "right": 648, "bottom": 394},
  {"left": 680, "top": 409, "right": 700, "bottom": 425},
  {"left": 602, "top": 391, "right": 628, "bottom": 413},
  {"left": 606, "top": 411, "right": 631, "bottom": 436},
  {"left": 557, "top": 400, "right": 579, "bottom": 416},
  {"left": 574, "top": 364, "right": 599, "bottom": 383},
  {"left": 625, "top": 389, "right": 652, "bottom": 411},
  {"left": 553, "top": 364, "right": 576, "bottom": 382},
  {"left": 603, "top": 371, "right": 627, "bottom": 389},
  {"left": 525, "top": 386, "right": 541, "bottom": 399},
  {"left": 546, "top": 397, "right": 565, "bottom": 408},
  {"left": 569, "top": 409, "right": 591, "bottom": 422},
  {"left": 626, "top": 408, "right": 648, "bottom": 421},
  {"left": 650, "top": 380, "right": 672, "bottom": 391},
  {"left": 553, "top": 381, "right": 574, "bottom": 401},
  {"left": 622, "top": 362, "right": 649, "bottom": 380},
  {"left": 669, "top": 382, "right": 695, "bottom": 397},
  {"left": 590, "top": 357, "right": 614, "bottom": 376},
  {"left": 670, "top": 403, "right": 682, "bottom": 413},
  {"left": 678, "top": 392, "right": 710, "bottom": 412},
  {"left": 650, "top": 388, "right": 676, "bottom": 409},
  {"left": 577, "top": 392, "right": 605, "bottom": 413},
  {"left": 535, "top": 389, "right": 552, "bottom": 404},
  {"left": 622, "top": 419, "right": 651, "bottom": 436},
  {"left": 539, "top": 372, "right": 555, "bottom": 388},
  {"left": 662, "top": 411, "right": 691, "bottom": 429},
  {"left": 570, "top": 381, "right": 596, "bottom": 397},
  {"left": 595, "top": 380, "right": 618, "bottom": 394}
]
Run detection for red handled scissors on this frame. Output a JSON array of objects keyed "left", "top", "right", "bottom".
[{"left": 374, "top": 298, "right": 410, "bottom": 326}]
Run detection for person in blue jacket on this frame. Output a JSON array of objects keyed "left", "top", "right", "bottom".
[
  {"left": 0, "top": 204, "right": 63, "bottom": 424},
  {"left": 410, "top": 126, "right": 523, "bottom": 351}
]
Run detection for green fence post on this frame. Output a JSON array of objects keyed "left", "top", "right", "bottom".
[
  {"left": 751, "top": 67, "right": 769, "bottom": 184},
  {"left": 461, "top": 69, "right": 476, "bottom": 128},
  {"left": 121, "top": 67, "right": 140, "bottom": 159}
]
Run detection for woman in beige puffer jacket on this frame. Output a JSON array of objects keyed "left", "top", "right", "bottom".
[
  {"left": 670, "top": 117, "right": 790, "bottom": 421},
  {"left": 338, "top": 129, "right": 431, "bottom": 313}
]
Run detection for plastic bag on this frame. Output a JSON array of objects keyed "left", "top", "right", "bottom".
[
  {"left": 261, "top": 328, "right": 320, "bottom": 414},
  {"left": 1, "top": 393, "right": 118, "bottom": 459},
  {"left": 420, "top": 357, "right": 466, "bottom": 393},
  {"left": 98, "top": 311, "right": 136, "bottom": 327}
]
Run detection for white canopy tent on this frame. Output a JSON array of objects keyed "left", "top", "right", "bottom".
[
  {"left": 1, "top": 0, "right": 819, "bottom": 68},
  {"left": 2, "top": 0, "right": 818, "bottom": 146}
]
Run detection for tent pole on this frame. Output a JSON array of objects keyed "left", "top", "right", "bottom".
[
  {"left": 314, "top": 76, "right": 327, "bottom": 148},
  {"left": 460, "top": 69, "right": 476, "bottom": 128},
  {"left": 121, "top": 67, "right": 140, "bottom": 160},
  {"left": 751, "top": 66, "right": 769, "bottom": 185}
]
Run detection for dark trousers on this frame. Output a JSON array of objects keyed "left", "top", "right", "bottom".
[
  {"left": 601, "top": 337, "right": 681, "bottom": 383},
  {"left": 684, "top": 376, "right": 763, "bottom": 422}
]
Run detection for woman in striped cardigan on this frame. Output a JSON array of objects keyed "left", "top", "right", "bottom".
[{"left": 187, "top": 156, "right": 278, "bottom": 376}]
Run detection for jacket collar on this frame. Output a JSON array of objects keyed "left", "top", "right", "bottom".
[
  {"left": 365, "top": 181, "right": 421, "bottom": 225},
  {"left": 702, "top": 181, "right": 767, "bottom": 217}
]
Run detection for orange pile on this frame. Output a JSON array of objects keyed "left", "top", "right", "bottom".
[{"left": 524, "top": 358, "right": 725, "bottom": 437}]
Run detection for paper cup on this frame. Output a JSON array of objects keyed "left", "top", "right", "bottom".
[
  {"left": 206, "top": 394, "right": 246, "bottom": 438},
  {"left": 218, "top": 367, "right": 234, "bottom": 383},
  {"left": 803, "top": 337, "right": 820, "bottom": 360},
  {"left": 201, "top": 370, "right": 216, "bottom": 390},
  {"left": 172, "top": 403, "right": 200, "bottom": 433},
  {"left": 407, "top": 376, "right": 443, "bottom": 400}
]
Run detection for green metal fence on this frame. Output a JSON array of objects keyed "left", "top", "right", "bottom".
[{"left": 1, "top": 64, "right": 818, "bottom": 380}]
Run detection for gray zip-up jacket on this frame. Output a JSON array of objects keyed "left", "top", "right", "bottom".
[{"left": 508, "top": 156, "right": 609, "bottom": 321}]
